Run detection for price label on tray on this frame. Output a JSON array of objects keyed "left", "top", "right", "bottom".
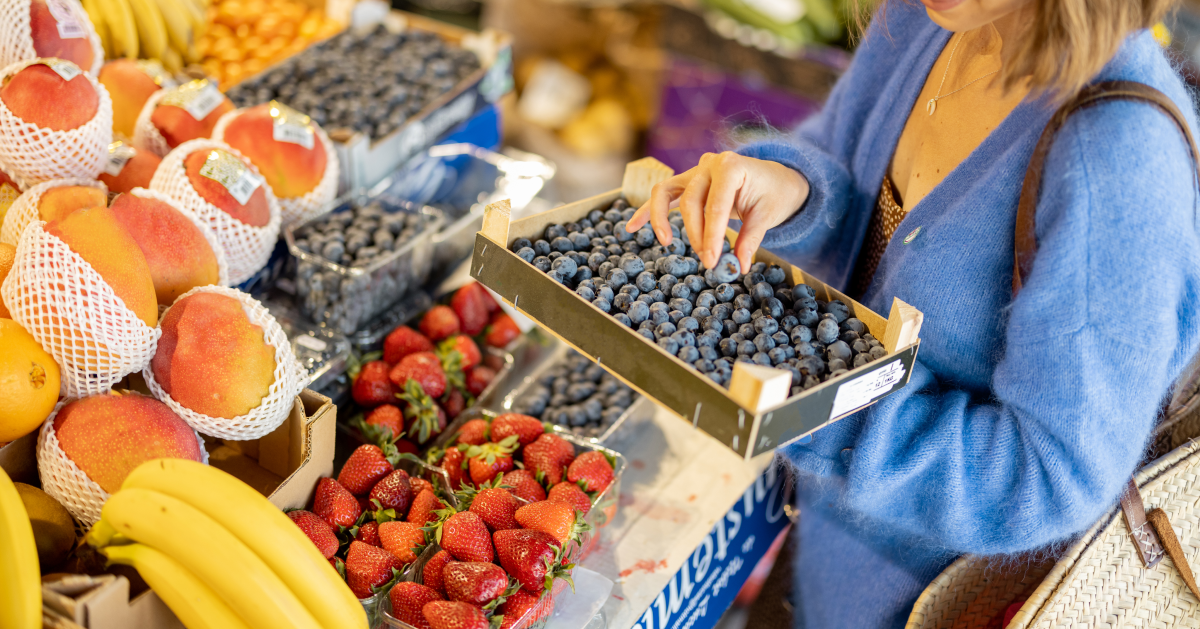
[
  {"left": 199, "top": 149, "right": 262, "bottom": 206},
  {"left": 46, "top": 59, "right": 81, "bottom": 82},
  {"left": 163, "top": 80, "right": 225, "bottom": 122},
  {"left": 104, "top": 142, "right": 136, "bottom": 177},
  {"left": 828, "top": 359, "right": 906, "bottom": 420},
  {"left": 47, "top": 0, "right": 87, "bottom": 39},
  {"left": 269, "top": 101, "right": 315, "bottom": 149}
]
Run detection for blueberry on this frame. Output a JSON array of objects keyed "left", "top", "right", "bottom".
[
  {"left": 621, "top": 256, "right": 646, "bottom": 276},
  {"left": 614, "top": 221, "right": 633, "bottom": 242},
  {"left": 698, "top": 330, "right": 721, "bottom": 348},
  {"left": 635, "top": 271, "right": 657, "bottom": 293},
  {"left": 841, "top": 318, "right": 867, "bottom": 335},
  {"left": 815, "top": 318, "right": 840, "bottom": 344},
  {"left": 638, "top": 294, "right": 656, "bottom": 306},
  {"left": 840, "top": 330, "right": 861, "bottom": 345},
  {"left": 662, "top": 255, "right": 689, "bottom": 277},
  {"left": 628, "top": 301, "right": 650, "bottom": 325},
  {"left": 669, "top": 298, "right": 693, "bottom": 315},
  {"left": 723, "top": 320, "right": 740, "bottom": 336},
  {"left": 658, "top": 337, "right": 679, "bottom": 355},
  {"left": 712, "top": 303, "right": 733, "bottom": 321},
  {"left": 704, "top": 268, "right": 720, "bottom": 289},
  {"left": 794, "top": 342, "right": 817, "bottom": 357},
  {"left": 671, "top": 330, "right": 696, "bottom": 348},
  {"left": 635, "top": 227, "right": 656, "bottom": 247},
  {"left": 620, "top": 284, "right": 640, "bottom": 299},
  {"left": 791, "top": 325, "right": 813, "bottom": 344},
  {"left": 596, "top": 221, "right": 613, "bottom": 237},
  {"left": 699, "top": 345, "right": 719, "bottom": 361},
  {"left": 576, "top": 285, "right": 595, "bottom": 301},
  {"left": 622, "top": 241, "right": 642, "bottom": 255},
  {"left": 547, "top": 270, "right": 565, "bottom": 284},
  {"left": 607, "top": 244, "right": 624, "bottom": 256},
  {"left": 614, "top": 313, "right": 633, "bottom": 327},
  {"left": 597, "top": 285, "right": 615, "bottom": 302},
  {"left": 870, "top": 346, "right": 889, "bottom": 360},
  {"left": 649, "top": 303, "right": 671, "bottom": 325},
  {"left": 731, "top": 308, "right": 752, "bottom": 325},
  {"left": 575, "top": 267, "right": 594, "bottom": 282},
  {"left": 693, "top": 291, "right": 717, "bottom": 310},
  {"left": 737, "top": 340, "right": 757, "bottom": 356},
  {"left": 649, "top": 289, "right": 666, "bottom": 303},
  {"left": 656, "top": 322, "right": 677, "bottom": 338},
  {"left": 734, "top": 294, "right": 754, "bottom": 310},
  {"left": 678, "top": 316, "right": 700, "bottom": 332},
  {"left": 548, "top": 236, "right": 571, "bottom": 253},
  {"left": 751, "top": 282, "right": 774, "bottom": 305},
  {"left": 762, "top": 297, "right": 784, "bottom": 319},
  {"left": 751, "top": 309, "right": 765, "bottom": 321},
  {"left": 751, "top": 352, "right": 772, "bottom": 366},
  {"left": 548, "top": 252, "right": 563, "bottom": 262},
  {"left": 713, "top": 253, "right": 741, "bottom": 283},
  {"left": 826, "top": 300, "right": 851, "bottom": 324},
  {"left": 754, "top": 317, "right": 779, "bottom": 336},
  {"left": 692, "top": 307, "right": 712, "bottom": 320},
  {"left": 669, "top": 310, "right": 686, "bottom": 324},
  {"left": 613, "top": 293, "right": 634, "bottom": 312},
  {"left": 794, "top": 283, "right": 816, "bottom": 300},
  {"left": 771, "top": 331, "right": 790, "bottom": 346},
  {"left": 670, "top": 283, "right": 692, "bottom": 301},
  {"left": 516, "top": 246, "right": 536, "bottom": 263},
  {"left": 533, "top": 256, "right": 552, "bottom": 273},
  {"left": 743, "top": 272, "right": 765, "bottom": 292},
  {"left": 604, "top": 208, "right": 623, "bottom": 222},
  {"left": 512, "top": 237, "right": 533, "bottom": 252},
  {"left": 853, "top": 353, "right": 872, "bottom": 368},
  {"left": 658, "top": 274, "right": 679, "bottom": 294},
  {"left": 637, "top": 327, "right": 656, "bottom": 341},
  {"left": 587, "top": 252, "right": 607, "bottom": 271},
  {"left": 774, "top": 287, "right": 794, "bottom": 306},
  {"left": 828, "top": 358, "right": 848, "bottom": 373},
  {"left": 852, "top": 339, "right": 871, "bottom": 354},
  {"left": 551, "top": 256, "right": 578, "bottom": 278},
  {"left": 715, "top": 284, "right": 736, "bottom": 303},
  {"left": 567, "top": 382, "right": 596, "bottom": 401},
  {"left": 593, "top": 297, "right": 611, "bottom": 313},
  {"left": 764, "top": 265, "right": 787, "bottom": 285},
  {"left": 768, "top": 347, "right": 789, "bottom": 364},
  {"left": 545, "top": 224, "right": 568, "bottom": 241},
  {"left": 754, "top": 334, "right": 776, "bottom": 353},
  {"left": 673, "top": 344, "right": 697, "bottom": 363},
  {"left": 797, "top": 308, "right": 820, "bottom": 328},
  {"left": 606, "top": 268, "right": 628, "bottom": 289},
  {"left": 569, "top": 232, "right": 590, "bottom": 249},
  {"left": 694, "top": 358, "right": 715, "bottom": 372},
  {"left": 720, "top": 338, "right": 738, "bottom": 357},
  {"left": 797, "top": 355, "right": 826, "bottom": 377},
  {"left": 684, "top": 275, "right": 706, "bottom": 294}
]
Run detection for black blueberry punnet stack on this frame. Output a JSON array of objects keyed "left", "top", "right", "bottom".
[
  {"left": 512, "top": 350, "right": 638, "bottom": 438},
  {"left": 225, "top": 25, "right": 481, "bottom": 140},
  {"left": 510, "top": 198, "right": 889, "bottom": 395}
]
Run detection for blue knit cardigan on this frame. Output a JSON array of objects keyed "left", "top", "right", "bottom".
[{"left": 736, "top": 4, "right": 1200, "bottom": 628}]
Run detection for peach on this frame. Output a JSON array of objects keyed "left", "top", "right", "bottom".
[
  {"left": 45, "top": 206, "right": 158, "bottom": 328},
  {"left": 151, "top": 291, "right": 277, "bottom": 419},
  {"left": 0, "top": 242, "right": 14, "bottom": 317},
  {"left": 219, "top": 103, "right": 328, "bottom": 199},
  {"left": 109, "top": 193, "right": 220, "bottom": 305},
  {"left": 29, "top": 0, "right": 95, "bottom": 74},
  {"left": 98, "top": 60, "right": 168, "bottom": 139},
  {"left": 150, "top": 80, "right": 234, "bottom": 148},
  {"left": 37, "top": 185, "right": 106, "bottom": 223},
  {"left": 52, "top": 392, "right": 202, "bottom": 493},
  {"left": 183, "top": 148, "right": 270, "bottom": 227},
  {"left": 98, "top": 143, "right": 161, "bottom": 194},
  {"left": 0, "top": 61, "right": 97, "bottom": 131}
]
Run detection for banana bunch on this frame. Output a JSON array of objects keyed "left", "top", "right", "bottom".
[
  {"left": 86, "top": 459, "right": 367, "bottom": 629},
  {"left": 0, "top": 467, "right": 40, "bottom": 629},
  {"left": 81, "top": 0, "right": 209, "bottom": 71}
]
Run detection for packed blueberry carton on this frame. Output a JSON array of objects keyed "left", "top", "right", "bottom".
[
  {"left": 509, "top": 199, "right": 889, "bottom": 396},
  {"left": 226, "top": 25, "right": 481, "bottom": 140},
  {"left": 511, "top": 350, "right": 638, "bottom": 439}
]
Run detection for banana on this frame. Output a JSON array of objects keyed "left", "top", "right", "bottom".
[
  {"left": 126, "top": 0, "right": 168, "bottom": 60},
  {"left": 95, "top": 0, "right": 137, "bottom": 58},
  {"left": 101, "top": 544, "right": 252, "bottom": 629},
  {"left": 80, "top": 0, "right": 113, "bottom": 59},
  {"left": 175, "top": 0, "right": 206, "bottom": 37},
  {"left": 0, "top": 468, "right": 40, "bottom": 629},
  {"left": 94, "top": 488, "right": 324, "bottom": 629},
  {"left": 160, "top": 46, "right": 182, "bottom": 72},
  {"left": 154, "top": 0, "right": 193, "bottom": 56},
  {"left": 122, "top": 459, "right": 368, "bottom": 629}
]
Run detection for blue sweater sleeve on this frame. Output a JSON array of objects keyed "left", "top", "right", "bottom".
[{"left": 795, "top": 100, "right": 1200, "bottom": 555}]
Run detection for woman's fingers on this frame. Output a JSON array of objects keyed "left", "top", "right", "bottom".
[
  {"left": 677, "top": 170, "right": 711, "bottom": 257},
  {"left": 733, "top": 210, "right": 770, "bottom": 272},
  {"left": 628, "top": 170, "right": 693, "bottom": 244},
  {"left": 700, "top": 157, "right": 746, "bottom": 268}
]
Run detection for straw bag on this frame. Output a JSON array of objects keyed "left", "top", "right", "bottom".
[{"left": 906, "top": 81, "right": 1200, "bottom": 629}]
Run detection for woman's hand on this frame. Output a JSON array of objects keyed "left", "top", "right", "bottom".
[{"left": 625, "top": 151, "right": 810, "bottom": 271}]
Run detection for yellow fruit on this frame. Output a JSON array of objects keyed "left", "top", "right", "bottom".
[
  {"left": 14, "top": 483, "right": 74, "bottom": 570},
  {"left": 0, "top": 319, "right": 60, "bottom": 442},
  {"left": 0, "top": 242, "right": 15, "bottom": 318}
]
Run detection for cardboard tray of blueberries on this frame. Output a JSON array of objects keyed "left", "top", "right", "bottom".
[{"left": 468, "top": 158, "right": 924, "bottom": 459}]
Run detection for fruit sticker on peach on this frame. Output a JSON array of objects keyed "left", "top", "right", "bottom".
[
  {"left": 163, "top": 80, "right": 225, "bottom": 122},
  {"left": 104, "top": 142, "right": 137, "bottom": 177},
  {"left": 269, "top": 101, "right": 315, "bottom": 150},
  {"left": 200, "top": 150, "right": 263, "bottom": 206},
  {"left": 47, "top": 0, "right": 87, "bottom": 39},
  {"left": 46, "top": 60, "right": 81, "bottom": 82}
]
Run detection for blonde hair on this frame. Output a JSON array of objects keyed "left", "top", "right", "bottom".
[{"left": 854, "top": 0, "right": 1180, "bottom": 99}]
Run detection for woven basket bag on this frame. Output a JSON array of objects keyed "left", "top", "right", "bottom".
[{"left": 906, "top": 81, "right": 1200, "bottom": 629}]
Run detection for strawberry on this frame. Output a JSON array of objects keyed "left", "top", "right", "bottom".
[
  {"left": 338, "top": 444, "right": 394, "bottom": 496},
  {"left": 440, "top": 447, "right": 467, "bottom": 490},
  {"left": 457, "top": 478, "right": 520, "bottom": 532},
  {"left": 407, "top": 488, "right": 445, "bottom": 526},
  {"left": 379, "top": 521, "right": 426, "bottom": 564},
  {"left": 490, "top": 414, "right": 544, "bottom": 447},
  {"left": 422, "top": 549, "right": 454, "bottom": 597},
  {"left": 432, "top": 510, "right": 494, "bottom": 562},
  {"left": 313, "top": 477, "right": 361, "bottom": 531},
  {"left": 442, "top": 388, "right": 466, "bottom": 420},
  {"left": 444, "top": 561, "right": 509, "bottom": 607},
  {"left": 493, "top": 528, "right": 572, "bottom": 593},
  {"left": 464, "top": 366, "right": 496, "bottom": 397},
  {"left": 522, "top": 433, "right": 575, "bottom": 486},
  {"left": 423, "top": 601, "right": 486, "bottom": 629},
  {"left": 395, "top": 439, "right": 420, "bottom": 456},
  {"left": 514, "top": 501, "right": 590, "bottom": 546},
  {"left": 450, "top": 283, "right": 490, "bottom": 336},
  {"left": 420, "top": 305, "right": 461, "bottom": 341},
  {"left": 548, "top": 482, "right": 591, "bottom": 516},
  {"left": 355, "top": 520, "right": 382, "bottom": 546},
  {"left": 455, "top": 418, "right": 490, "bottom": 446},
  {"left": 478, "top": 285, "right": 499, "bottom": 313},
  {"left": 464, "top": 436, "right": 518, "bottom": 486},
  {"left": 365, "top": 404, "right": 405, "bottom": 442},
  {"left": 369, "top": 468, "right": 413, "bottom": 515},
  {"left": 352, "top": 360, "right": 398, "bottom": 407},
  {"left": 484, "top": 312, "right": 520, "bottom": 349},
  {"left": 287, "top": 510, "right": 338, "bottom": 558},
  {"left": 439, "top": 335, "right": 482, "bottom": 371},
  {"left": 497, "top": 590, "right": 551, "bottom": 629},
  {"left": 391, "top": 352, "right": 447, "bottom": 399},
  {"left": 411, "top": 477, "right": 435, "bottom": 496},
  {"left": 389, "top": 582, "right": 442, "bottom": 629},
  {"left": 345, "top": 540, "right": 403, "bottom": 598},
  {"left": 501, "top": 470, "right": 546, "bottom": 503},
  {"left": 399, "top": 380, "right": 448, "bottom": 445},
  {"left": 567, "top": 451, "right": 615, "bottom": 493},
  {"left": 384, "top": 325, "right": 435, "bottom": 365}
]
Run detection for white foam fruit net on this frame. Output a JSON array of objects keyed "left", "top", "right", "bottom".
[
  {"left": 38, "top": 398, "right": 209, "bottom": 527},
  {"left": 0, "top": 221, "right": 161, "bottom": 397},
  {"left": 0, "top": 58, "right": 112, "bottom": 186},
  {"left": 131, "top": 89, "right": 172, "bottom": 157},
  {"left": 212, "top": 108, "right": 340, "bottom": 227},
  {"left": 0, "top": 0, "right": 104, "bottom": 76},
  {"left": 143, "top": 285, "right": 309, "bottom": 441},
  {"left": 149, "top": 139, "right": 281, "bottom": 286},
  {"left": 125, "top": 186, "right": 232, "bottom": 288},
  {"left": 0, "top": 176, "right": 104, "bottom": 245}
]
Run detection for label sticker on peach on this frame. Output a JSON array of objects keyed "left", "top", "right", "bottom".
[
  {"left": 200, "top": 149, "right": 262, "bottom": 206},
  {"left": 47, "top": 60, "right": 81, "bottom": 82},
  {"left": 163, "top": 80, "right": 225, "bottom": 122},
  {"left": 269, "top": 102, "right": 315, "bottom": 150},
  {"left": 47, "top": 0, "right": 87, "bottom": 39},
  {"left": 104, "top": 142, "right": 137, "bottom": 177}
]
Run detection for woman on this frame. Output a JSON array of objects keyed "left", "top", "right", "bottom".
[{"left": 628, "top": 1, "right": 1200, "bottom": 627}]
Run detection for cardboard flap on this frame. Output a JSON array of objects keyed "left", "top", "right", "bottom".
[
  {"left": 481, "top": 198, "right": 512, "bottom": 246},
  {"left": 621, "top": 157, "right": 674, "bottom": 208},
  {"left": 884, "top": 298, "right": 924, "bottom": 353}
]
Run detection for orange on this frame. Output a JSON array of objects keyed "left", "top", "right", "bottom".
[
  {"left": 0, "top": 242, "right": 14, "bottom": 318},
  {"left": 0, "top": 319, "right": 60, "bottom": 441}
]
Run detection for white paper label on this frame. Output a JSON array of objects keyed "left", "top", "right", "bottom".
[
  {"left": 47, "top": 60, "right": 81, "bottom": 82},
  {"left": 295, "top": 335, "right": 328, "bottom": 352},
  {"left": 272, "top": 121, "right": 315, "bottom": 148},
  {"left": 47, "top": 0, "right": 86, "bottom": 39},
  {"left": 185, "top": 82, "right": 225, "bottom": 121},
  {"left": 828, "top": 358, "right": 906, "bottom": 420},
  {"left": 199, "top": 150, "right": 262, "bottom": 206},
  {"left": 104, "top": 142, "right": 136, "bottom": 176}
]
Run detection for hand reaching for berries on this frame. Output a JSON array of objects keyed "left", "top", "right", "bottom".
[{"left": 625, "top": 152, "right": 810, "bottom": 271}]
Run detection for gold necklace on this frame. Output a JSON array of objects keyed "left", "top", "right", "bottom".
[{"left": 927, "top": 32, "right": 999, "bottom": 116}]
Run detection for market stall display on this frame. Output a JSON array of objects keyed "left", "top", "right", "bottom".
[{"left": 195, "top": 0, "right": 341, "bottom": 85}]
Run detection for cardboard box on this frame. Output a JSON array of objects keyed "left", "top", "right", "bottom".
[{"left": 469, "top": 158, "right": 924, "bottom": 459}]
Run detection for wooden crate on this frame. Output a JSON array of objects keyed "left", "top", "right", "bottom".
[{"left": 470, "top": 158, "right": 923, "bottom": 459}]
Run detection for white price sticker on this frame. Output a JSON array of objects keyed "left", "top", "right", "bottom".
[
  {"left": 273, "top": 120, "right": 315, "bottom": 149},
  {"left": 47, "top": 0, "right": 86, "bottom": 39},
  {"left": 104, "top": 142, "right": 136, "bottom": 176},
  {"left": 828, "top": 359, "right": 906, "bottom": 420},
  {"left": 224, "top": 169, "right": 263, "bottom": 205},
  {"left": 47, "top": 60, "right": 81, "bottom": 82},
  {"left": 200, "top": 150, "right": 263, "bottom": 206},
  {"left": 185, "top": 82, "right": 225, "bottom": 121},
  {"left": 295, "top": 335, "right": 328, "bottom": 352}
]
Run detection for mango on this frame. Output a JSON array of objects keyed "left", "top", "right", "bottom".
[
  {"left": 97, "top": 144, "right": 161, "bottom": 194},
  {"left": 0, "top": 61, "right": 97, "bottom": 132},
  {"left": 219, "top": 103, "right": 327, "bottom": 199},
  {"left": 109, "top": 193, "right": 220, "bottom": 306},
  {"left": 183, "top": 148, "right": 270, "bottom": 227},
  {"left": 149, "top": 81, "right": 234, "bottom": 149},
  {"left": 98, "top": 59, "right": 165, "bottom": 140},
  {"left": 37, "top": 185, "right": 106, "bottom": 223},
  {"left": 29, "top": 0, "right": 95, "bottom": 75}
]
